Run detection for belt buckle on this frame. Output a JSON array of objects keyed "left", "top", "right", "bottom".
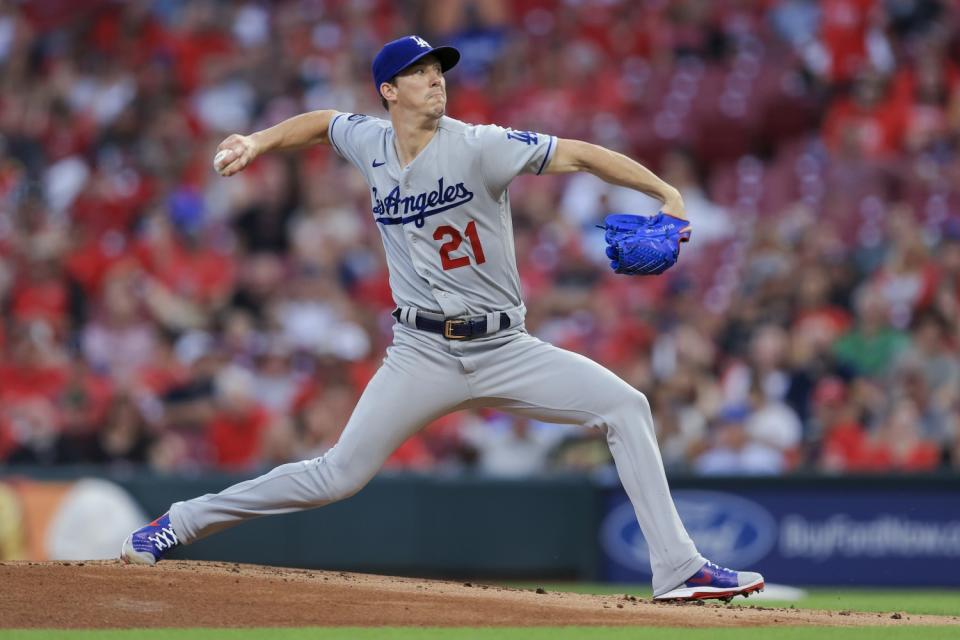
[{"left": 443, "top": 318, "right": 468, "bottom": 340}]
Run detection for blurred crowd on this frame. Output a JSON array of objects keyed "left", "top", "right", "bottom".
[{"left": 1, "top": 0, "right": 960, "bottom": 477}]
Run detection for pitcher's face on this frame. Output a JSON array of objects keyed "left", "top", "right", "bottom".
[{"left": 393, "top": 54, "right": 446, "bottom": 118}]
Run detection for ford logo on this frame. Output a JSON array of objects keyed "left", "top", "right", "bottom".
[{"left": 600, "top": 490, "right": 777, "bottom": 574}]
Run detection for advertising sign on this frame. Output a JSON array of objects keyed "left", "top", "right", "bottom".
[{"left": 600, "top": 487, "right": 960, "bottom": 586}]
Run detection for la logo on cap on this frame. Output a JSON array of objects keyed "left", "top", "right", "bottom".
[{"left": 411, "top": 36, "right": 430, "bottom": 48}]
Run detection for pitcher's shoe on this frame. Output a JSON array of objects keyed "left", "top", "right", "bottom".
[
  {"left": 654, "top": 560, "right": 764, "bottom": 602},
  {"left": 120, "top": 513, "right": 180, "bottom": 565}
]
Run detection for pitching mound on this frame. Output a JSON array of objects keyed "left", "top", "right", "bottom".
[{"left": 1, "top": 561, "right": 956, "bottom": 628}]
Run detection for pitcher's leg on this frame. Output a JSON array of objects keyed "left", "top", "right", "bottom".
[
  {"left": 594, "top": 390, "right": 706, "bottom": 595},
  {"left": 169, "top": 331, "right": 472, "bottom": 544},
  {"left": 468, "top": 333, "right": 704, "bottom": 595}
]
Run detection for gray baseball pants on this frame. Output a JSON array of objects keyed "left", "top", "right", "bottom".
[{"left": 169, "top": 324, "right": 705, "bottom": 595}]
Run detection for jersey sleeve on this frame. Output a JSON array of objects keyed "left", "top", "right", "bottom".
[
  {"left": 327, "top": 112, "right": 385, "bottom": 173},
  {"left": 477, "top": 124, "right": 556, "bottom": 196}
]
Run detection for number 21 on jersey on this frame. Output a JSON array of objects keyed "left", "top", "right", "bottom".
[{"left": 433, "top": 221, "right": 486, "bottom": 271}]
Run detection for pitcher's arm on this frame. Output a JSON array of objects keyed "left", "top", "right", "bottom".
[
  {"left": 544, "top": 138, "right": 685, "bottom": 218},
  {"left": 214, "top": 109, "right": 337, "bottom": 177}
]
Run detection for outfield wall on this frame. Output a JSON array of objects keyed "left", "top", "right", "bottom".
[{"left": 2, "top": 467, "right": 958, "bottom": 586}]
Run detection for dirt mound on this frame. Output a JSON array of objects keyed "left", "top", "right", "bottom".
[{"left": 2, "top": 561, "right": 956, "bottom": 628}]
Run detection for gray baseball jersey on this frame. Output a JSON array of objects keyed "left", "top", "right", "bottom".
[
  {"left": 169, "top": 113, "right": 706, "bottom": 596},
  {"left": 328, "top": 112, "right": 553, "bottom": 317}
]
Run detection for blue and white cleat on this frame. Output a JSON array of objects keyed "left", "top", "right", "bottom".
[
  {"left": 120, "top": 513, "right": 181, "bottom": 566},
  {"left": 654, "top": 560, "right": 764, "bottom": 602}
]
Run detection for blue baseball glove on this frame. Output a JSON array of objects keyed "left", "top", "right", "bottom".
[{"left": 601, "top": 212, "right": 692, "bottom": 275}]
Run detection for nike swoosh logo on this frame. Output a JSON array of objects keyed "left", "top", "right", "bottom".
[
  {"left": 687, "top": 570, "right": 714, "bottom": 585},
  {"left": 372, "top": 159, "right": 386, "bottom": 167}
]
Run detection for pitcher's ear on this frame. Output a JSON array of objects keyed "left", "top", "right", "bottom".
[{"left": 380, "top": 81, "right": 397, "bottom": 103}]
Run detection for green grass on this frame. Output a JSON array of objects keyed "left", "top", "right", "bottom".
[
  {"left": 2, "top": 629, "right": 960, "bottom": 640},
  {"left": 732, "top": 589, "right": 960, "bottom": 617},
  {"left": 506, "top": 584, "right": 960, "bottom": 618}
]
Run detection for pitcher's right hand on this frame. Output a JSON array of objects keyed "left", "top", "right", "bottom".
[{"left": 214, "top": 134, "right": 260, "bottom": 176}]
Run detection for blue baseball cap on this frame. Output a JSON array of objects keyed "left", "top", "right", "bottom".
[{"left": 372, "top": 35, "right": 460, "bottom": 94}]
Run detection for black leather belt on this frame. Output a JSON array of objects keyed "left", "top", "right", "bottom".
[{"left": 392, "top": 308, "right": 511, "bottom": 340}]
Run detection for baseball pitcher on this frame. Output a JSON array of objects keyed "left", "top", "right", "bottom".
[{"left": 122, "top": 36, "right": 764, "bottom": 602}]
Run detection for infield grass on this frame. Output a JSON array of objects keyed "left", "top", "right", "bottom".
[
  {"left": 2, "top": 629, "right": 960, "bottom": 640},
  {"left": 509, "top": 584, "right": 960, "bottom": 617}
]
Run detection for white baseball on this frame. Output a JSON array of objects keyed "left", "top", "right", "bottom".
[{"left": 213, "top": 150, "right": 232, "bottom": 173}]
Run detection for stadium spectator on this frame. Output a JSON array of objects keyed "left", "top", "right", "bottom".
[
  {"left": 83, "top": 392, "right": 156, "bottom": 467},
  {"left": 207, "top": 364, "right": 271, "bottom": 471},
  {"left": 458, "top": 412, "right": 571, "bottom": 478},
  {"left": 894, "top": 311, "right": 960, "bottom": 441},
  {"left": 693, "top": 405, "right": 786, "bottom": 476},
  {"left": 863, "top": 398, "right": 942, "bottom": 471},
  {"left": 832, "top": 286, "right": 910, "bottom": 378},
  {"left": 81, "top": 264, "right": 159, "bottom": 380}
]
